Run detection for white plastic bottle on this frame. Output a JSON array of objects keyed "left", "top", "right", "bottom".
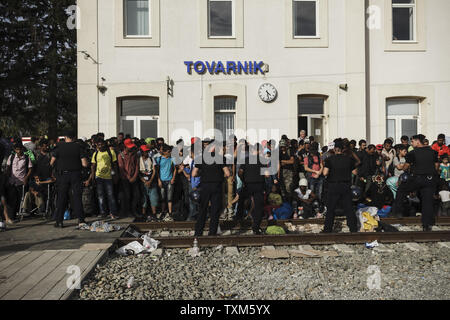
[{"left": 127, "top": 276, "right": 134, "bottom": 289}]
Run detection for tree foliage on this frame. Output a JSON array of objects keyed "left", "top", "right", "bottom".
[{"left": 0, "top": 0, "right": 76, "bottom": 138}]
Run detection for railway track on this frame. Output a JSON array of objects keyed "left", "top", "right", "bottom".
[
  {"left": 121, "top": 216, "right": 450, "bottom": 231},
  {"left": 116, "top": 217, "right": 450, "bottom": 248}
]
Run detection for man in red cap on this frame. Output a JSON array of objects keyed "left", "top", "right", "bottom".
[
  {"left": 118, "top": 139, "right": 140, "bottom": 218},
  {"left": 432, "top": 134, "right": 449, "bottom": 159}
]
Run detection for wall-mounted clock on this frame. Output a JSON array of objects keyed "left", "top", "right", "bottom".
[{"left": 258, "top": 83, "right": 277, "bottom": 103}]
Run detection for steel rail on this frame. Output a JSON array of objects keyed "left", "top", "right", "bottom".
[
  {"left": 124, "top": 217, "right": 450, "bottom": 232},
  {"left": 117, "top": 230, "right": 450, "bottom": 248}
]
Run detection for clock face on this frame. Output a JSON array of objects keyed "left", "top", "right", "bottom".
[{"left": 258, "top": 83, "right": 277, "bottom": 103}]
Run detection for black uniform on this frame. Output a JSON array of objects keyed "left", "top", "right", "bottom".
[
  {"left": 194, "top": 154, "right": 226, "bottom": 236},
  {"left": 53, "top": 142, "right": 87, "bottom": 224},
  {"left": 238, "top": 158, "right": 265, "bottom": 233},
  {"left": 323, "top": 153, "right": 358, "bottom": 233},
  {"left": 394, "top": 147, "right": 439, "bottom": 228}
]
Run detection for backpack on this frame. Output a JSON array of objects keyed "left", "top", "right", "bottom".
[
  {"left": 273, "top": 202, "right": 293, "bottom": 220},
  {"left": 82, "top": 185, "right": 96, "bottom": 216},
  {"left": 94, "top": 148, "right": 114, "bottom": 164}
]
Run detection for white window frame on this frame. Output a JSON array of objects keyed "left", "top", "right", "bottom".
[
  {"left": 386, "top": 115, "right": 419, "bottom": 143},
  {"left": 207, "top": 0, "right": 235, "bottom": 39},
  {"left": 120, "top": 115, "right": 160, "bottom": 139},
  {"left": 392, "top": 0, "right": 416, "bottom": 43},
  {"left": 293, "top": 0, "right": 320, "bottom": 39},
  {"left": 124, "top": 0, "right": 152, "bottom": 38},
  {"left": 386, "top": 98, "right": 420, "bottom": 143}
]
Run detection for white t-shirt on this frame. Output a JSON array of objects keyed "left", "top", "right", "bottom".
[
  {"left": 294, "top": 188, "right": 312, "bottom": 200},
  {"left": 439, "top": 190, "right": 450, "bottom": 203},
  {"left": 393, "top": 156, "right": 406, "bottom": 177}
]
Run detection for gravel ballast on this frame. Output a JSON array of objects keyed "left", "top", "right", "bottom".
[{"left": 77, "top": 242, "right": 450, "bottom": 300}]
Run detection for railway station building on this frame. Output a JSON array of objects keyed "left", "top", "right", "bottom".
[{"left": 77, "top": 0, "right": 450, "bottom": 145}]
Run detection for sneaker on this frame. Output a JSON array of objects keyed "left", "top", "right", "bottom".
[
  {"left": 252, "top": 228, "right": 264, "bottom": 235},
  {"left": 78, "top": 222, "right": 89, "bottom": 229},
  {"left": 163, "top": 214, "right": 174, "bottom": 222},
  {"left": 423, "top": 225, "right": 432, "bottom": 232}
]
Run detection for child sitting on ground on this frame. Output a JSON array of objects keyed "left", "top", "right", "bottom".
[
  {"left": 440, "top": 154, "right": 449, "bottom": 189},
  {"left": 264, "top": 185, "right": 282, "bottom": 220}
]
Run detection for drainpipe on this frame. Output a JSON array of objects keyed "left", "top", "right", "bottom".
[{"left": 365, "top": 0, "right": 371, "bottom": 141}]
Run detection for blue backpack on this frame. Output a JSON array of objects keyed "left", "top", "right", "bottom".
[{"left": 273, "top": 202, "right": 293, "bottom": 220}]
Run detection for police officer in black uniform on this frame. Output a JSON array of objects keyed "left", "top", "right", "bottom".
[
  {"left": 192, "top": 141, "right": 231, "bottom": 237},
  {"left": 238, "top": 143, "right": 265, "bottom": 235},
  {"left": 50, "top": 132, "right": 89, "bottom": 228},
  {"left": 396, "top": 134, "right": 439, "bottom": 231},
  {"left": 322, "top": 140, "right": 358, "bottom": 233}
]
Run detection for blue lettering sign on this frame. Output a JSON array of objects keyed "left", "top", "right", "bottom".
[{"left": 184, "top": 61, "right": 265, "bottom": 75}]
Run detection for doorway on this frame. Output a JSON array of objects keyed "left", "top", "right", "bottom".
[{"left": 298, "top": 96, "right": 326, "bottom": 147}]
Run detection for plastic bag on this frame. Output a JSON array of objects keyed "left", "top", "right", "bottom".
[
  {"left": 141, "top": 234, "right": 160, "bottom": 252},
  {"left": 116, "top": 241, "right": 147, "bottom": 256},
  {"left": 356, "top": 206, "right": 379, "bottom": 232}
]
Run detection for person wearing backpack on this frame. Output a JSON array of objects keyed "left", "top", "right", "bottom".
[
  {"left": 304, "top": 142, "right": 324, "bottom": 202},
  {"left": 5, "top": 142, "right": 33, "bottom": 219},
  {"left": 278, "top": 139, "right": 295, "bottom": 203},
  {"left": 382, "top": 139, "right": 396, "bottom": 178},
  {"left": 386, "top": 145, "right": 408, "bottom": 199},
  {"left": 87, "top": 138, "right": 119, "bottom": 220}
]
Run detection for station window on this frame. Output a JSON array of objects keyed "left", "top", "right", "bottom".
[
  {"left": 120, "top": 97, "right": 159, "bottom": 139},
  {"left": 214, "top": 96, "right": 236, "bottom": 141},
  {"left": 392, "top": 0, "right": 415, "bottom": 41},
  {"left": 125, "top": 0, "right": 151, "bottom": 37},
  {"left": 386, "top": 99, "right": 419, "bottom": 143},
  {"left": 293, "top": 0, "right": 319, "bottom": 37},
  {"left": 208, "top": 0, "right": 234, "bottom": 38}
]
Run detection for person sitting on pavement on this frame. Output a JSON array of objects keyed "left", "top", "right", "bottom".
[{"left": 293, "top": 178, "right": 316, "bottom": 219}]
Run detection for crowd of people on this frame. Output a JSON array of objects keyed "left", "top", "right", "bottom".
[{"left": 0, "top": 129, "right": 448, "bottom": 234}]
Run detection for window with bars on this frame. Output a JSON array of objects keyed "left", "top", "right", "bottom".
[
  {"left": 293, "top": 0, "right": 318, "bottom": 37},
  {"left": 125, "top": 0, "right": 151, "bottom": 37},
  {"left": 392, "top": 0, "right": 415, "bottom": 41},
  {"left": 208, "top": 0, "right": 234, "bottom": 37},
  {"left": 214, "top": 96, "right": 236, "bottom": 141}
]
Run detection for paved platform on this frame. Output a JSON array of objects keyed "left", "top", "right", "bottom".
[{"left": 0, "top": 216, "right": 133, "bottom": 300}]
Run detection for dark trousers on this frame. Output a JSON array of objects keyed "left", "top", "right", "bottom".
[
  {"left": 324, "top": 182, "right": 357, "bottom": 233},
  {"left": 6, "top": 184, "right": 26, "bottom": 218},
  {"left": 195, "top": 182, "right": 222, "bottom": 237},
  {"left": 236, "top": 183, "right": 264, "bottom": 231},
  {"left": 394, "top": 175, "right": 437, "bottom": 227},
  {"left": 96, "top": 178, "right": 118, "bottom": 215},
  {"left": 119, "top": 179, "right": 140, "bottom": 217},
  {"left": 55, "top": 171, "right": 84, "bottom": 223},
  {"left": 247, "top": 183, "right": 264, "bottom": 232}
]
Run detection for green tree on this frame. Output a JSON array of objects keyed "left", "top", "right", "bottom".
[{"left": 0, "top": 0, "right": 77, "bottom": 139}]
